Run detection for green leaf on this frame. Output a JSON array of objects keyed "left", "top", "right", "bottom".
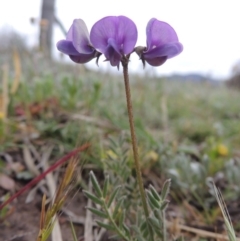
[
  {"left": 95, "top": 220, "right": 115, "bottom": 231},
  {"left": 160, "top": 200, "right": 169, "bottom": 211},
  {"left": 148, "top": 216, "right": 160, "bottom": 229},
  {"left": 83, "top": 190, "right": 103, "bottom": 206},
  {"left": 153, "top": 208, "right": 161, "bottom": 220},
  {"left": 89, "top": 171, "right": 102, "bottom": 198},
  {"left": 103, "top": 175, "right": 109, "bottom": 198},
  {"left": 149, "top": 184, "right": 161, "bottom": 202},
  {"left": 107, "top": 185, "right": 121, "bottom": 208},
  {"left": 132, "top": 226, "right": 145, "bottom": 241},
  {"left": 148, "top": 217, "right": 163, "bottom": 238},
  {"left": 140, "top": 221, "right": 147, "bottom": 233},
  {"left": 161, "top": 179, "right": 171, "bottom": 201},
  {"left": 108, "top": 234, "right": 121, "bottom": 240},
  {"left": 146, "top": 190, "right": 160, "bottom": 209},
  {"left": 142, "top": 225, "right": 149, "bottom": 239},
  {"left": 87, "top": 207, "right": 108, "bottom": 219},
  {"left": 148, "top": 217, "right": 163, "bottom": 239},
  {"left": 119, "top": 209, "right": 126, "bottom": 227},
  {"left": 135, "top": 234, "right": 145, "bottom": 241},
  {"left": 112, "top": 197, "right": 125, "bottom": 219},
  {"left": 122, "top": 223, "right": 131, "bottom": 237},
  {"left": 108, "top": 138, "right": 118, "bottom": 149}
]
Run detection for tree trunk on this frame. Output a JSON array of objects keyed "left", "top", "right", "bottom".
[{"left": 39, "top": 0, "right": 56, "bottom": 58}]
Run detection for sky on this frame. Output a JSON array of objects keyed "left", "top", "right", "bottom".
[{"left": 0, "top": 0, "right": 240, "bottom": 79}]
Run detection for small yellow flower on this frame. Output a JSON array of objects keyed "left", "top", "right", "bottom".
[
  {"left": 0, "top": 112, "right": 5, "bottom": 119},
  {"left": 217, "top": 144, "right": 229, "bottom": 156},
  {"left": 146, "top": 150, "right": 159, "bottom": 162},
  {"left": 106, "top": 150, "right": 118, "bottom": 159}
]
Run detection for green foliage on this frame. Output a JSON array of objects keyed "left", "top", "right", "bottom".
[
  {"left": 83, "top": 171, "right": 131, "bottom": 241},
  {"left": 84, "top": 172, "right": 172, "bottom": 240},
  {"left": 0, "top": 193, "right": 10, "bottom": 221},
  {"left": 2, "top": 56, "right": 240, "bottom": 239}
]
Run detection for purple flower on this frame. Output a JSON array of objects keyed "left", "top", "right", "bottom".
[
  {"left": 90, "top": 16, "right": 138, "bottom": 67},
  {"left": 136, "top": 18, "right": 183, "bottom": 67},
  {"left": 57, "top": 19, "right": 97, "bottom": 64}
]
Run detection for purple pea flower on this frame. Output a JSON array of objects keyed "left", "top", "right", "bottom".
[
  {"left": 90, "top": 16, "right": 138, "bottom": 67},
  {"left": 135, "top": 18, "right": 183, "bottom": 67},
  {"left": 57, "top": 19, "right": 98, "bottom": 64}
]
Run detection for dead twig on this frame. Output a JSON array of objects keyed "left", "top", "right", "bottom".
[
  {"left": 71, "top": 114, "right": 120, "bottom": 131},
  {"left": 23, "top": 143, "right": 40, "bottom": 177},
  {"left": 84, "top": 180, "right": 93, "bottom": 241},
  {"left": 62, "top": 208, "right": 86, "bottom": 224},
  {"left": 167, "top": 221, "right": 240, "bottom": 241}
]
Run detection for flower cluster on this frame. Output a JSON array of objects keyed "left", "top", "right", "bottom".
[{"left": 57, "top": 16, "right": 183, "bottom": 68}]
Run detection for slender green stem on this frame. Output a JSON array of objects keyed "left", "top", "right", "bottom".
[
  {"left": 70, "top": 220, "right": 78, "bottom": 241},
  {"left": 122, "top": 62, "right": 149, "bottom": 217},
  {"left": 122, "top": 60, "right": 154, "bottom": 240},
  {"left": 103, "top": 202, "right": 130, "bottom": 241},
  {"left": 162, "top": 210, "right": 167, "bottom": 241}
]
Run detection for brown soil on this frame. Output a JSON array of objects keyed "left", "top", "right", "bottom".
[{"left": 0, "top": 188, "right": 86, "bottom": 241}]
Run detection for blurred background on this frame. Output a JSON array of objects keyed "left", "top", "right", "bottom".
[
  {"left": 1, "top": 1, "right": 240, "bottom": 240},
  {"left": 1, "top": 0, "right": 240, "bottom": 80}
]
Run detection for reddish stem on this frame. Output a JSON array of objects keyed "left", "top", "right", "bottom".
[{"left": 0, "top": 143, "right": 90, "bottom": 210}]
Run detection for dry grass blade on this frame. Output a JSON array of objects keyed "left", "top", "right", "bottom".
[
  {"left": 71, "top": 114, "right": 120, "bottom": 131},
  {"left": 0, "top": 144, "right": 90, "bottom": 211},
  {"left": 161, "top": 95, "right": 169, "bottom": 142},
  {"left": 23, "top": 143, "right": 40, "bottom": 176},
  {"left": 42, "top": 145, "right": 62, "bottom": 241},
  {"left": 6, "top": 231, "right": 34, "bottom": 241},
  {"left": 11, "top": 48, "right": 22, "bottom": 94},
  {"left": 1, "top": 64, "right": 9, "bottom": 120},
  {"left": 40, "top": 194, "right": 46, "bottom": 231},
  {"left": 25, "top": 180, "right": 47, "bottom": 203},
  {"left": 84, "top": 180, "right": 93, "bottom": 241},
  {"left": 23, "top": 142, "right": 50, "bottom": 200},
  {"left": 61, "top": 208, "right": 86, "bottom": 224},
  {"left": 37, "top": 157, "right": 79, "bottom": 241},
  {"left": 213, "top": 184, "right": 237, "bottom": 241},
  {"left": 94, "top": 227, "right": 106, "bottom": 241},
  {"left": 167, "top": 221, "right": 240, "bottom": 241}
]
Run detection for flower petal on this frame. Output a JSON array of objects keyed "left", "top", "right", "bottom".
[
  {"left": 115, "top": 16, "right": 137, "bottom": 54},
  {"left": 104, "top": 38, "right": 122, "bottom": 66},
  {"left": 69, "top": 53, "right": 96, "bottom": 64},
  {"left": 66, "top": 24, "right": 73, "bottom": 41},
  {"left": 71, "top": 19, "right": 94, "bottom": 54},
  {"left": 90, "top": 16, "right": 137, "bottom": 55},
  {"left": 145, "top": 56, "right": 167, "bottom": 67},
  {"left": 144, "top": 42, "right": 183, "bottom": 59},
  {"left": 57, "top": 40, "right": 79, "bottom": 55},
  {"left": 146, "top": 18, "right": 179, "bottom": 50},
  {"left": 90, "top": 16, "right": 117, "bottom": 53}
]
